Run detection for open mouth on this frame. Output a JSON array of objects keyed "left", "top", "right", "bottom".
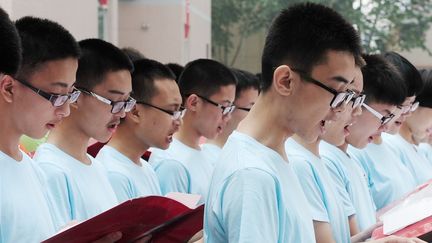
[
  {"left": 46, "top": 123, "right": 56, "bottom": 129},
  {"left": 217, "top": 126, "right": 223, "bottom": 133},
  {"left": 107, "top": 123, "right": 119, "bottom": 132},
  {"left": 320, "top": 120, "right": 326, "bottom": 134},
  {"left": 167, "top": 134, "right": 173, "bottom": 143}
]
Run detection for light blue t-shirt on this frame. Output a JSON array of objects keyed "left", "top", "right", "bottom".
[
  {"left": 320, "top": 141, "right": 376, "bottom": 231},
  {"left": 418, "top": 143, "right": 432, "bottom": 166},
  {"left": 34, "top": 143, "right": 118, "bottom": 230},
  {"left": 204, "top": 131, "right": 315, "bottom": 243},
  {"left": 348, "top": 142, "right": 417, "bottom": 210},
  {"left": 382, "top": 133, "right": 432, "bottom": 185},
  {"left": 285, "top": 138, "right": 351, "bottom": 243},
  {"left": 96, "top": 145, "right": 161, "bottom": 202},
  {"left": 201, "top": 143, "right": 222, "bottom": 167},
  {"left": 0, "top": 150, "right": 57, "bottom": 242},
  {"left": 149, "top": 138, "right": 214, "bottom": 201}
]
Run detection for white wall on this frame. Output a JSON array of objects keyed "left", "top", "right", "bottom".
[
  {"left": 6, "top": 0, "right": 99, "bottom": 42},
  {"left": 118, "top": 0, "right": 211, "bottom": 65}
]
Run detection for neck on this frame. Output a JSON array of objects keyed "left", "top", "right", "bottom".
[
  {"left": 107, "top": 125, "right": 148, "bottom": 166},
  {"left": 174, "top": 115, "right": 202, "bottom": 149},
  {"left": 0, "top": 113, "right": 24, "bottom": 160},
  {"left": 47, "top": 119, "right": 92, "bottom": 164},
  {"left": 399, "top": 123, "right": 415, "bottom": 144},
  {"left": 237, "top": 94, "right": 292, "bottom": 160},
  {"left": 293, "top": 134, "right": 320, "bottom": 157}
]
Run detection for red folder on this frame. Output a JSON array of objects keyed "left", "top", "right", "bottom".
[
  {"left": 42, "top": 196, "right": 204, "bottom": 243},
  {"left": 371, "top": 216, "right": 432, "bottom": 242},
  {"left": 372, "top": 180, "right": 432, "bottom": 242}
]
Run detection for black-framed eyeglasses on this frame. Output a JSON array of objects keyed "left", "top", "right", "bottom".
[
  {"left": 192, "top": 94, "right": 236, "bottom": 116},
  {"left": 291, "top": 68, "right": 355, "bottom": 108},
  {"left": 15, "top": 78, "right": 81, "bottom": 107},
  {"left": 397, "top": 101, "right": 419, "bottom": 114},
  {"left": 137, "top": 101, "right": 186, "bottom": 120},
  {"left": 76, "top": 87, "right": 136, "bottom": 114},
  {"left": 351, "top": 92, "right": 366, "bottom": 109},
  {"left": 362, "top": 103, "right": 395, "bottom": 125}
]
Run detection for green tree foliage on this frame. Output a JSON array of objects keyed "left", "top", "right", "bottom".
[{"left": 212, "top": 0, "right": 432, "bottom": 65}]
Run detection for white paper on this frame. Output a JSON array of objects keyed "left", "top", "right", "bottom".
[
  {"left": 165, "top": 192, "right": 201, "bottom": 209},
  {"left": 382, "top": 184, "right": 432, "bottom": 235}
]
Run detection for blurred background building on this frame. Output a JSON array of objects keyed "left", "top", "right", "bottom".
[{"left": 0, "top": 0, "right": 211, "bottom": 65}]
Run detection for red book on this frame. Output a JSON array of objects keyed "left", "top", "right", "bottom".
[{"left": 42, "top": 194, "right": 204, "bottom": 243}]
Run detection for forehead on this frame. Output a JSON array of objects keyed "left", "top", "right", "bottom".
[
  {"left": 152, "top": 78, "right": 182, "bottom": 102},
  {"left": 210, "top": 84, "right": 236, "bottom": 97},
  {"left": 93, "top": 69, "right": 132, "bottom": 93},
  {"left": 28, "top": 58, "right": 78, "bottom": 88},
  {"left": 311, "top": 50, "right": 356, "bottom": 86}
]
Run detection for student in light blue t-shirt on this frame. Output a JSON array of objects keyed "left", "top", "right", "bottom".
[
  {"left": 149, "top": 59, "right": 237, "bottom": 201},
  {"left": 34, "top": 39, "right": 136, "bottom": 229},
  {"left": 96, "top": 58, "right": 184, "bottom": 201},
  {"left": 201, "top": 69, "right": 260, "bottom": 167},
  {"left": 318, "top": 57, "right": 373, "bottom": 233},
  {"left": 349, "top": 52, "right": 423, "bottom": 210},
  {"left": 284, "top": 64, "right": 364, "bottom": 243},
  {"left": 380, "top": 67, "right": 432, "bottom": 185},
  {"left": 321, "top": 54, "right": 409, "bottom": 238},
  {"left": 0, "top": 13, "right": 124, "bottom": 243},
  {"left": 286, "top": 137, "right": 352, "bottom": 243},
  {"left": 206, "top": 3, "right": 360, "bottom": 243}
]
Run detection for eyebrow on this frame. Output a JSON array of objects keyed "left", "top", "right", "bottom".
[
  {"left": 50, "top": 82, "right": 71, "bottom": 88},
  {"left": 169, "top": 103, "right": 182, "bottom": 109},
  {"left": 383, "top": 109, "right": 393, "bottom": 115},
  {"left": 330, "top": 76, "right": 353, "bottom": 84},
  {"left": 108, "top": 89, "right": 130, "bottom": 96}
]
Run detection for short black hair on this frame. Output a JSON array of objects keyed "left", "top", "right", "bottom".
[
  {"left": 232, "top": 68, "right": 261, "bottom": 99},
  {"left": 361, "top": 54, "right": 406, "bottom": 106},
  {"left": 178, "top": 59, "right": 237, "bottom": 100},
  {"left": 0, "top": 8, "right": 21, "bottom": 76},
  {"left": 417, "top": 69, "right": 432, "bottom": 108},
  {"left": 76, "top": 39, "right": 133, "bottom": 89},
  {"left": 121, "top": 47, "right": 145, "bottom": 62},
  {"left": 131, "top": 58, "right": 176, "bottom": 103},
  {"left": 165, "top": 63, "right": 184, "bottom": 83},
  {"left": 383, "top": 51, "right": 423, "bottom": 97},
  {"left": 261, "top": 3, "right": 362, "bottom": 92},
  {"left": 15, "top": 16, "right": 80, "bottom": 80}
]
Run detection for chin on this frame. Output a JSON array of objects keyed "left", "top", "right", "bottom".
[
  {"left": 159, "top": 143, "right": 170, "bottom": 150},
  {"left": 205, "top": 132, "right": 218, "bottom": 140},
  {"left": 95, "top": 133, "right": 112, "bottom": 143},
  {"left": 26, "top": 129, "right": 49, "bottom": 140},
  {"left": 334, "top": 138, "right": 345, "bottom": 147},
  {"left": 301, "top": 133, "right": 319, "bottom": 144},
  {"left": 356, "top": 140, "right": 368, "bottom": 149}
]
